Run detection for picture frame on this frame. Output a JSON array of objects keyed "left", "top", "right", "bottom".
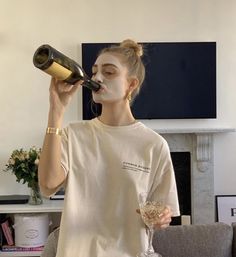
[{"left": 215, "top": 195, "right": 236, "bottom": 225}]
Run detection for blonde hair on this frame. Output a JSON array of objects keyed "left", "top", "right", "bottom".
[{"left": 99, "top": 39, "right": 145, "bottom": 101}]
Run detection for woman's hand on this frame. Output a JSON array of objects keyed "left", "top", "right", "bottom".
[
  {"left": 153, "top": 206, "right": 173, "bottom": 229},
  {"left": 49, "top": 78, "right": 82, "bottom": 118},
  {"left": 136, "top": 206, "right": 173, "bottom": 229}
]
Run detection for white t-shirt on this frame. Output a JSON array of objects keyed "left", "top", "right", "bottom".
[{"left": 56, "top": 118, "right": 179, "bottom": 257}]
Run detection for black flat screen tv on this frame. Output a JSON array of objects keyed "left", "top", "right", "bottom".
[{"left": 82, "top": 42, "right": 216, "bottom": 119}]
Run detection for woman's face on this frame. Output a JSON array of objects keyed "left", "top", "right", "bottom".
[{"left": 91, "top": 53, "right": 130, "bottom": 104}]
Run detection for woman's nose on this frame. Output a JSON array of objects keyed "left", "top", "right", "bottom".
[{"left": 93, "top": 72, "right": 103, "bottom": 84}]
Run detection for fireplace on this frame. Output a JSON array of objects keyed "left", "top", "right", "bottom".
[
  {"left": 171, "top": 152, "right": 191, "bottom": 225},
  {"left": 161, "top": 132, "right": 214, "bottom": 224},
  {"left": 143, "top": 126, "right": 236, "bottom": 225}
]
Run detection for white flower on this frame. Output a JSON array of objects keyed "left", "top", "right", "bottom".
[
  {"left": 8, "top": 158, "right": 15, "bottom": 165},
  {"left": 19, "top": 153, "right": 26, "bottom": 161},
  {"left": 34, "top": 159, "right": 40, "bottom": 165}
]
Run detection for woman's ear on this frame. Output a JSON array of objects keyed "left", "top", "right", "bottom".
[{"left": 128, "top": 77, "right": 139, "bottom": 91}]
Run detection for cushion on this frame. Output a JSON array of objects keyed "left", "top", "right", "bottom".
[{"left": 153, "top": 222, "right": 233, "bottom": 257}]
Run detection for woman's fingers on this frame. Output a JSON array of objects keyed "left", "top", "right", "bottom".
[
  {"left": 68, "top": 83, "right": 80, "bottom": 95},
  {"left": 50, "top": 78, "right": 82, "bottom": 94},
  {"left": 136, "top": 205, "right": 173, "bottom": 229},
  {"left": 154, "top": 206, "right": 172, "bottom": 229}
]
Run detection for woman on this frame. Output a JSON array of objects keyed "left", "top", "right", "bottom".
[{"left": 39, "top": 39, "right": 180, "bottom": 257}]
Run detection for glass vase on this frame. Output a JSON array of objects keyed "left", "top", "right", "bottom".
[{"left": 28, "top": 184, "right": 43, "bottom": 205}]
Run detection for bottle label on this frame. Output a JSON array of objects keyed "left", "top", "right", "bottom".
[{"left": 44, "top": 62, "right": 72, "bottom": 80}]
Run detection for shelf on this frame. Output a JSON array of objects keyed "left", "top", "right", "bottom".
[
  {"left": 0, "top": 198, "right": 63, "bottom": 213},
  {"left": 0, "top": 199, "right": 62, "bottom": 257}
]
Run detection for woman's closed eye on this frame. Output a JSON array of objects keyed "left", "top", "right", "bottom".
[
  {"left": 91, "top": 69, "right": 115, "bottom": 76},
  {"left": 91, "top": 64, "right": 118, "bottom": 79},
  {"left": 104, "top": 71, "right": 114, "bottom": 76},
  {"left": 102, "top": 68, "right": 117, "bottom": 77},
  {"left": 91, "top": 68, "right": 98, "bottom": 78}
]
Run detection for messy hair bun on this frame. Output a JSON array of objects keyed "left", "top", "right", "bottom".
[
  {"left": 99, "top": 39, "right": 146, "bottom": 102},
  {"left": 120, "top": 39, "right": 143, "bottom": 57}
]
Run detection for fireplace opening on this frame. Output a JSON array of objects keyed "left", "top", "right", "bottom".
[{"left": 170, "top": 152, "right": 191, "bottom": 225}]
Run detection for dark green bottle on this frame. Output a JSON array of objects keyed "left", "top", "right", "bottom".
[{"left": 33, "top": 44, "right": 100, "bottom": 92}]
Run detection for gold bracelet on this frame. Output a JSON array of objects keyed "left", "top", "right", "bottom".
[{"left": 46, "top": 127, "right": 62, "bottom": 136}]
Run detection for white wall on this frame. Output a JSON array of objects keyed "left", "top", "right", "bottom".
[{"left": 0, "top": 0, "right": 235, "bottom": 195}]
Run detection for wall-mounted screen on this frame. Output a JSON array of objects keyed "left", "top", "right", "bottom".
[{"left": 82, "top": 42, "right": 216, "bottom": 119}]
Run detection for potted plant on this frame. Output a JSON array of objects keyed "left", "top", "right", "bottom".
[{"left": 3, "top": 147, "right": 42, "bottom": 205}]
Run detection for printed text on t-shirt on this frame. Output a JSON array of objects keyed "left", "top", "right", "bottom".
[{"left": 122, "top": 161, "right": 151, "bottom": 173}]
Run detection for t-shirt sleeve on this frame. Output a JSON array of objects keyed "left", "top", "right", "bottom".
[
  {"left": 150, "top": 140, "right": 180, "bottom": 217},
  {"left": 61, "top": 127, "right": 69, "bottom": 176}
]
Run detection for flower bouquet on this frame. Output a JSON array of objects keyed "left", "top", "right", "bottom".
[{"left": 4, "top": 147, "right": 42, "bottom": 204}]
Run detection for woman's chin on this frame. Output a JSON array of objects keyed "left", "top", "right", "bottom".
[
  {"left": 92, "top": 96, "right": 103, "bottom": 104},
  {"left": 92, "top": 94, "right": 110, "bottom": 104},
  {"left": 92, "top": 94, "right": 124, "bottom": 105}
]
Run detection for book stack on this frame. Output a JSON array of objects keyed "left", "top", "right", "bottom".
[
  {"left": 1, "top": 245, "right": 44, "bottom": 252},
  {"left": 0, "top": 215, "right": 14, "bottom": 247}
]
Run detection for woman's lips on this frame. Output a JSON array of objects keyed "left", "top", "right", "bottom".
[{"left": 96, "top": 85, "right": 106, "bottom": 93}]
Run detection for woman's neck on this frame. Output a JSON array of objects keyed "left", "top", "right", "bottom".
[{"left": 98, "top": 102, "right": 136, "bottom": 126}]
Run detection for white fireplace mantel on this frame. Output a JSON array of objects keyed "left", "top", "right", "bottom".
[
  {"left": 153, "top": 127, "right": 235, "bottom": 134},
  {"left": 155, "top": 127, "right": 235, "bottom": 172},
  {"left": 144, "top": 126, "right": 235, "bottom": 224}
]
